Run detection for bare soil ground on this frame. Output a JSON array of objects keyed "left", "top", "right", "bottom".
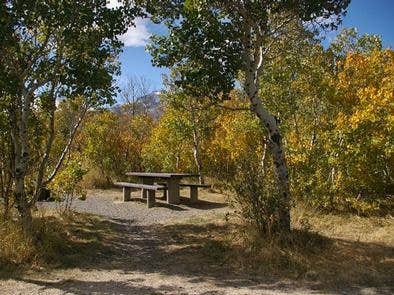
[{"left": 0, "top": 188, "right": 393, "bottom": 295}]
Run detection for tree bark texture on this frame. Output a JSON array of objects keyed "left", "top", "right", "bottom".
[
  {"left": 191, "top": 107, "right": 204, "bottom": 184},
  {"left": 244, "top": 53, "right": 291, "bottom": 231}
]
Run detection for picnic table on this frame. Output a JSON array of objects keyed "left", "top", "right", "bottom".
[{"left": 125, "top": 172, "right": 199, "bottom": 205}]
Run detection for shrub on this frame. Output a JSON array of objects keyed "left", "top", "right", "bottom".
[
  {"left": 49, "top": 160, "right": 87, "bottom": 213},
  {"left": 230, "top": 150, "right": 283, "bottom": 236}
]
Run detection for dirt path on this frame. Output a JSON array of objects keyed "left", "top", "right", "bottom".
[
  {"left": 0, "top": 219, "right": 339, "bottom": 295},
  {"left": 0, "top": 271, "right": 339, "bottom": 295},
  {"left": 0, "top": 189, "right": 392, "bottom": 294}
]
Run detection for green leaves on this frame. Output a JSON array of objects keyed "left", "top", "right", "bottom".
[
  {"left": 329, "top": 28, "right": 382, "bottom": 59},
  {"left": 147, "top": 6, "right": 242, "bottom": 100},
  {"left": 145, "top": 0, "right": 350, "bottom": 101},
  {"left": 1, "top": 0, "right": 140, "bottom": 106}
]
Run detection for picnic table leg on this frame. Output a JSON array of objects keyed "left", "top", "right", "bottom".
[
  {"left": 147, "top": 190, "right": 156, "bottom": 208},
  {"left": 166, "top": 178, "right": 180, "bottom": 205},
  {"left": 123, "top": 187, "right": 131, "bottom": 202},
  {"left": 141, "top": 178, "right": 153, "bottom": 199},
  {"left": 190, "top": 186, "right": 198, "bottom": 202}
]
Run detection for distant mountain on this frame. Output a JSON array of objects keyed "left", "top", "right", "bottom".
[{"left": 113, "top": 91, "right": 163, "bottom": 119}]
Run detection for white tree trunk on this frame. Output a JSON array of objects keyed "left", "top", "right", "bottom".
[
  {"left": 244, "top": 55, "right": 291, "bottom": 231},
  {"left": 192, "top": 131, "right": 204, "bottom": 185},
  {"left": 191, "top": 108, "right": 204, "bottom": 184},
  {"left": 260, "top": 140, "right": 268, "bottom": 174},
  {"left": 10, "top": 90, "right": 33, "bottom": 233},
  {"left": 45, "top": 106, "right": 87, "bottom": 184}
]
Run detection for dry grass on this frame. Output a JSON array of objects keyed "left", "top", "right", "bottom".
[
  {"left": 169, "top": 206, "right": 394, "bottom": 288},
  {"left": 0, "top": 210, "right": 118, "bottom": 277},
  {"left": 292, "top": 206, "right": 394, "bottom": 245},
  {"left": 287, "top": 207, "right": 394, "bottom": 285}
]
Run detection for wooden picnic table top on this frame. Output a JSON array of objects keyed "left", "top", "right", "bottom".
[{"left": 126, "top": 172, "right": 199, "bottom": 178}]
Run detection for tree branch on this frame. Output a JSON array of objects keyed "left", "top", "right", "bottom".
[
  {"left": 33, "top": 83, "right": 58, "bottom": 203},
  {"left": 43, "top": 104, "right": 88, "bottom": 187}
]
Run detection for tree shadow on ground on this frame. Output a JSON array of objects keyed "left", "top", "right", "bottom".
[
  {"left": 4, "top": 213, "right": 394, "bottom": 294},
  {"left": 127, "top": 197, "right": 188, "bottom": 211},
  {"left": 125, "top": 196, "right": 227, "bottom": 211},
  {"left": 178, "top": 196, "right": 228, "bottom": 210},
  {"left": 18, "top": 278, "right": 179, "bottom": 295}
]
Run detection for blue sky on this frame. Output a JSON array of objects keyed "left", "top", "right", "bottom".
[{"left": 117, "top": 0, "right": 394, "bottom": 91}]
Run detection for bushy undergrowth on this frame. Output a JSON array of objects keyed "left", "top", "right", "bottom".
[
  {"left": 0, "top": 215, "right": 67, "bottom": 274},
  {"left": 230, "top": 151, "right": 285, "bottom": 235},
  {"left": 49, "top": 160, "right": 87, "bottom": 212},
  {"left": 0, "top": 220, "right": 36, "bottom": 272},
  {"left": 232, "top": 226, "right": 330, "bottom": 278},
  {"left": 0, "top": 211, "right": 109, "bottom": 276},
  {"left": 81, "top": 167, "right": 114, "bottom": 189},
  {"left": 198, "top": 209, "right": 393, "bottom": 284}
]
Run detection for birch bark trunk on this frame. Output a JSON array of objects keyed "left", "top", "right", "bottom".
[
  {"left": 244, "top": 54, "right": 291, "bottom": 231},
  {"left": 11, "top": 89, "right": 33, "bottom": 233},
  {"left": 191, "top": 107, "right": 204, "bottom": 184},
  {"left": 192, "top": 131, "right": 204, "bottom": 184}
]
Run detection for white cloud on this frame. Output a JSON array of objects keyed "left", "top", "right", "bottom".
[
  {"left": 106, "top": 1, "right": 151, "bottom": 47},
  {"left": 106, "top": 0, "right": 122, "bottom": 9},
  {"left": 121, "top": 18, "right": 151, "bottom": 47}
]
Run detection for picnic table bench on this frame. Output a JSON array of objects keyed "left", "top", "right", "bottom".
[{"left": 114, "top": 182, "right": 165, "bottom": 208}]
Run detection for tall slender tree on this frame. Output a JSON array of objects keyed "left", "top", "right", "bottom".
[
  {"left": 142, "top": 0, "right": 351, "bottom": 231},
  {"left": 0, "top": 0, "right": 139, "bottom": 232}
]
